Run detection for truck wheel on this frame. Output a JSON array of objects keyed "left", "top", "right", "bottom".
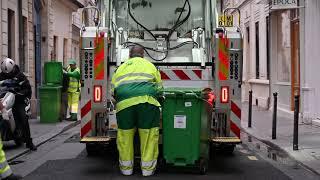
[
  {"left": 224, "top": 145, "right": 235, "bottom": 155},
  {"left": 86, "top": 143, "right": 98, "bottom": 156},
  {"left": 199, "top": 158, "right": 207, "bottom": 175}
]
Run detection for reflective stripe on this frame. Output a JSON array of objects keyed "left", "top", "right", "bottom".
[
  {"left": 117, "top": 79, "right": 152, "bottom": 87},
  {"left": 116, "top": 95, "right": 160, "bottom": 112},
  {"left": 0, "top": 161, "right": 8, "bottom": 170},
  {"left": 141, "top": 160, "right": 157, "bottom": 169},
  {"left": 119, "top": 160, "right": 133, "bottom": 167},
  {"left": 120, "top": 169, "right": 133, "bottom": 176},
  {"left": 142, "top": 169, "right": 154, "bottom": 177},
  {"left": 116, "top": 73, "right": 154, "bottom": 82},
  {"left": 0, "top": 167, "right": 12, "bottom": 178}
]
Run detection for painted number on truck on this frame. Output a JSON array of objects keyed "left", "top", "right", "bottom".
[
  {"left": 94, "top": 85, "right": 102, "bottom": 102},
  {"left": 221, "top": 86, "right": 229, "bottom": 103}
]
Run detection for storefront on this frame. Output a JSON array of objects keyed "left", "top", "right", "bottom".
[{"left": 269, "top": 1, "right": 300, "bottom": 113}]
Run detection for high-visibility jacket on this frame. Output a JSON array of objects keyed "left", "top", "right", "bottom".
[
  {"left": 67, "top": 66, "right": 81, "bottom": 93},
  {"left": 111, "top": 57, "right": 163, "bottom": 112}
]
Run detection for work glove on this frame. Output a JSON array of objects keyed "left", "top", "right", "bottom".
[{"left": 63, "top": 69, "right": 68, "bottom": 74}]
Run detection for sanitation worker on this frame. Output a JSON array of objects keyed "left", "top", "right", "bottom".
[
  {"left": 111, "top": 45, "right": 162, "bottom": 176},
  {"left": 63, "top": 59, "right": 81, "bottom": 121}
]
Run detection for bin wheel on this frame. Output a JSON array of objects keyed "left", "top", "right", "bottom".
[
  {"left": 86, "top": 143, "right": 98, "bottom": 156},
  {"left": 199, "top": 158, "right": 207, "bottom": 175}
]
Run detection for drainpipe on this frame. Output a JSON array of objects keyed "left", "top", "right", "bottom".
[
  {"left": 18, "top": 0, "right": 24, "bottom": 71},
  {"left": 267, "top": 2, "right": 272, "bottom": 110},
  {"left": 34, "top": 0, "right": 42, "bottom": 97}
]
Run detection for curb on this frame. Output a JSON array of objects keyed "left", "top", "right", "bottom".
[
  {"left": 8, "top": 120, "right": 80, "bottom": 162},
  {"left": 241, "top": 127, "right": 320, "bottom": 176}
]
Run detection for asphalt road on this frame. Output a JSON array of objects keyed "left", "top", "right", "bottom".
[{"left": 7, "top": 125, "right": 320, "bottom": 180}]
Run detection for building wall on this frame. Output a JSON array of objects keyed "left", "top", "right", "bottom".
[
  {"left": 270, "top": 10, "right": 293, "bottom": 112},
  {"left": 300, "top": 0, "right": 320, "bottom": 123},
  {"left": 227, "top": 0, "right": 270, "bottom": 109},
  {"left": 0, "top": 0, "right": 36, "bottom": 115},
  {"left": 71, "top": 0, "right": 96, "bottom": 65},
  {"left": 226, "top": 0, "right": 304, "bottom": 116}
]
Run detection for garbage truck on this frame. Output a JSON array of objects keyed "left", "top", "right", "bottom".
[{"left": 79, "top": 0, "right": 243, "bottom": 174}]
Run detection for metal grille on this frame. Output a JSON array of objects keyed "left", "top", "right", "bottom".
[{"left": 213, "top": 111, "right": 228, "bottom": 137}]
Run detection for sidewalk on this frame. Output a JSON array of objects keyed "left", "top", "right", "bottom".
[
  {"left": 242, "top": 103, "right": 320, "bottom": 175},
  {"left": 3, "top": 119, "right": 80, "bottom": 161}
]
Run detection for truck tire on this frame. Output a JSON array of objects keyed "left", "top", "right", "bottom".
[
  {"left": 224, "top": 145, "right": 235, "bottom": 155},
  {"left": 86, "top": 143, "right": 98, "bottom": 156}
]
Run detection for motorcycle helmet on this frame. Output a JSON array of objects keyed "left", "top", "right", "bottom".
[{"left": 1, "top": 58, "right": 15, "bottom": 74}]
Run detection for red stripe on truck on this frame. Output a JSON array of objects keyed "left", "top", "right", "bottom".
[
  {"left": 172, "top": 70, "right": 190, "bottom": 80},
  {"left": 160, "top": 71, "right": 170, "bottom": 80},
  {"left": 81, "top": 101, "right": 91, "bottom": 118},
  {"left": 231, "top": 101, "right": 241, "bottom": 119},
  {"left": 192, "top": 70, "right": 202, "bottom": 79},
  {"left": 81, "top": 120, "right": 92, "bottom": 138},
  {"left": 230, "top": 120, "right": 240, "bottom": 138}
]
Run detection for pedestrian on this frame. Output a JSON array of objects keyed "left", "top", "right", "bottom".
[
  {"left": 63, "top": 59, "right": 81, "bottom": 121},
  {"left": 0, "top": 58, "right": 37, "bottom": 151},
  {"left": 111, "top": 45, "right": 163, "bottom": 176}
]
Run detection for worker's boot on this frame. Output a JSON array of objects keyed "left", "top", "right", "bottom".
[
  {"left": 71, "top": 113, "right": 78, "bottom": 121},
  {"left": 26, "top": 138, "right": 37, "bottom": 151},
  {"left": 3, "top": 174, "right": 22, "bottom": 180}
]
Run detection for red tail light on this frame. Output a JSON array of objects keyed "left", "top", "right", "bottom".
[
  {"left": 221, "top": 86, "right": 229, "bottom": 103},
  {"left": 94, "top": 85, "right": 102, "bottom": 103}
]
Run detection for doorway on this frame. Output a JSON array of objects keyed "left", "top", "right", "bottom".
[{"left": 290, "top": 11, "right": 300, "bottom": 111}]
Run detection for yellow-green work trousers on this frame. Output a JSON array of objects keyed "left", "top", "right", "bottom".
[{"left": 116, "top": 103, "right": 160, "bottom": 176}]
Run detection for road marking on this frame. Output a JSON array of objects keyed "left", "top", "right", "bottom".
[{"left": 248, "top": 156, "right": 258, "bottom": 161}]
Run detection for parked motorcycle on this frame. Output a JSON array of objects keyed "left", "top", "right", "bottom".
[{"left": 0, "top": 79, "right": 30, "bottom": 146}]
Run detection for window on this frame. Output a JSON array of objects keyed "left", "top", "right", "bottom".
[
  {"left": 8, "top": 9, "right": 15, "bottom": 59},
  {"left": 63, "top": 38, "right": 68, "bottom": 64},
  {"left": 21, "top": 16, "right": 28, "bottom": 72},
  {"left": 74, "top": 47, "right": 76, "bottom": 59},
  {"left": 255, "top": 22, "right": 260, "bottom": 79},
  {"left": 266, "top": 16, "right": 270, "bottom": 80},
  {"left": 53, "top": 36, "right": 58, "bottom": 60},
  {"left": 276, "top": 11, "right": 291, "bottom": 82},
  {"left": 246, "top": 26, "right": 250, "bottom": 43}
]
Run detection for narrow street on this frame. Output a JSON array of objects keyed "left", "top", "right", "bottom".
[{"left": 4, "top": 125, "right": 318, "bottom": 180}]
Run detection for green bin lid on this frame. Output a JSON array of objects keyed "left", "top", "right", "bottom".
[{"left": 162, "top": 87, "right": 203, "bottom": 94}]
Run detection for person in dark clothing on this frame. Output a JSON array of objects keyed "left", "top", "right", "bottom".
[{"left": 0, "top": 58, "right": 37, "bottom": 151}]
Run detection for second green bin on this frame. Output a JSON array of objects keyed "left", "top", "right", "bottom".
[{"left": 39, "top": 86, "right": 62, "bottom": 123}]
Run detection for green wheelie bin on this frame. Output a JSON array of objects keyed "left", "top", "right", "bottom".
[
  {"left": 39, "top": 86, "right": 62, "bottom": 123},
  {"left": 44, "top": 61, "right": 63, "bottom": 86},
  {"left": 162, "top": 88, "right": 210, "bottom": 174}
]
